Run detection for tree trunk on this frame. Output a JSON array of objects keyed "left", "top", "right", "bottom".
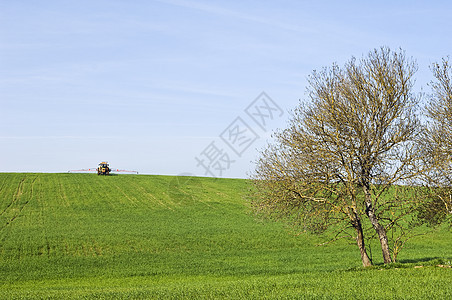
[
  {"left": 363, "top": 186, "right": 392, "bottom": 264},
  {"left": 352, "top": 214, "right": 372, "bottom": 267}
]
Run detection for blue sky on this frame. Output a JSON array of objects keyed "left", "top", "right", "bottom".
[{"left": 1, "top": 0, "right": 452, "bottom": 177}]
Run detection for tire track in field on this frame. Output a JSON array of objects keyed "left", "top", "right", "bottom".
[
  {"left": 0, "top": 176, "right": 10, "bottom": 203},
  {"left": 110, "top": 181, "right": 140, "bottom": 207},
  {"left": 170, "top": 185, "right": 209, "bottom": 208},
  {"left": 127, "top": 181, "right": 172, "bottom": 210},
  {"left": 0, "top": 176, "right": 38, "bottom": 231},
  {"left": 58, "top": 179, "right": 70, "bottom": 207},
  {"left": 0, "top": 178, "right": 25, "bottom": 217},
  {"left": 36, "top": 176, "right": 54, "bottom": 258},
  {"left": 12, "top": 176, "right": 37, "bottom": 220},
  {"left": 0, "top": 177, "right": 25, "bottom": 253},
  {"left": 167, "top": 176, "right": 214, "bottom": 209}
]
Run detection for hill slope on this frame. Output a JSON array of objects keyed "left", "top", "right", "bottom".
[{"left": 0, "top": 173, "right": 451, "bottom": 299}]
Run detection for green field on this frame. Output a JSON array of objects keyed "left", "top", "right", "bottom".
[{"left": 0, "top": 173, "right": 451, "bottom": 299}]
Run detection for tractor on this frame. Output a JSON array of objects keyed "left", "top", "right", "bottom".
[{"left": 97, "top": 162, "right": 111, "bottom": 175}]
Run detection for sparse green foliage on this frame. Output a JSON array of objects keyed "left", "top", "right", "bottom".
[{"left": 420, "top": 58, "right": 452, "bottom": 223}]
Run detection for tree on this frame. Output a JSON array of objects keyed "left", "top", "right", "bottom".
[
  {"left": 420, "top": 58, "right": 452, "bottom": 222},
  {"left": 250, "top": 47, "right": 423, "bottom": 267}
]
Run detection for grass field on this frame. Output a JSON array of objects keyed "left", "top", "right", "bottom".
[{"left": 0, "top": 173, "right": 451, "bottom": 299}]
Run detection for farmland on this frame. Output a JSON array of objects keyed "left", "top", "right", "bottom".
[{"left": 0, "top": 173, "right": 451, "bottom": 299}]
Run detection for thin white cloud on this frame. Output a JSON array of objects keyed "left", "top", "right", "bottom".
[{"left": 156, "top": 0, "right": 317, "bottom": 34}]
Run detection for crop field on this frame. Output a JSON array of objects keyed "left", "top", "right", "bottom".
[{"left": 0, "top": 173, "right": 451, "bottom": 299}]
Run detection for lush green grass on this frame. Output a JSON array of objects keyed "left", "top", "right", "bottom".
[{"left": 0, "top": 173, "right": 451, "bottom": 299}]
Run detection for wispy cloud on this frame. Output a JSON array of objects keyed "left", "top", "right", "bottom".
[{"left": 156, "top": 0, "right": 316, "bottom": 34}]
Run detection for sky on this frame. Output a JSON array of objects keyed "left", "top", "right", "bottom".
[{"left": 1, "top": 0, "right": 452, "bottom": 178}]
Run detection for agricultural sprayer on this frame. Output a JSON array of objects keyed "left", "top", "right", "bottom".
[{"left": 69, "top": 162, "right": 138, "bottom": 175}]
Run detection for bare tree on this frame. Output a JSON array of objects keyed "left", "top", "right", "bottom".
[
  {"left": 420, "top": 58, "right": 452, "bottom": 220},
  {"left": 250, "top": 47, "right": 423, "bottom": 267}
]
